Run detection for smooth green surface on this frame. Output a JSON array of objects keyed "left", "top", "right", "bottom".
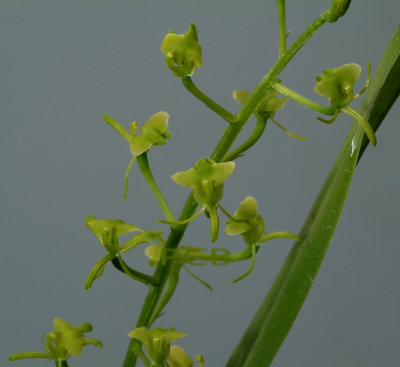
[{"left": 226, "top": 25, "right": 400, "bottom": 367}]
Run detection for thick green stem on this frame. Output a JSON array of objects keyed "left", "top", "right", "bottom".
[
  {"left": 182, "top": 77, "right": 237, "bottom": 123},
  {"left": 123, "top": 12, "right": 328, "bottom": 367},
  {"left": 137, "top": 153, "right": 176, "bottom": 222}
]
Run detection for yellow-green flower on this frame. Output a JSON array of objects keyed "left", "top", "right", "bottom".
[
  {"left": 314, "top": 63, "right": 361, "bottom": 108},
  {"left": 9, "top": 318, "right": 102, "bottom": 363},
  {"left": 128, "top": 327, "right": 187, "bottom": 366},
  {"left": 225, "top": 196, "right": 265, "bottom": 245},
  {"left": 161, "top": 22, "right": 202, "bottom": 78},
  {"left": 171, "top": 158, "right": 235, "bottom": 242}
]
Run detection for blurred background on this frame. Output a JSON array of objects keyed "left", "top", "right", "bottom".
[{"left": 1, "top": 1, "right": 399, "bottom": 366}]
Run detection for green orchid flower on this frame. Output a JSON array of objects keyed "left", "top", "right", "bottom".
[
  {"left": 232, "top": 89, "right": 308, "bottom": 141},
  {"left": 9, "top": 318, "right": 102, "bottom": 364},
  {"left": 103, "top": 111, "right": 171, "bottom": 197},
  {"left": 84, "top": 215, "right": 163, "bottom": 289},
  {"left": 225, "top": 196, "right": 265, "bottom": 246},
  {"left": 314, "top": 63, "right": 377, "bottom": 146},
  {"left": 161, "top": 22, "right": 202, "bottom": 78},
  {"left": 314, "top": 63, "right": 361, "bottom": 109},
  {"left": 225, "top": 196, "right": 301, "bottom": 282},
  {"left": 166, "top": 158, "right": 235, "bottom": 242},
  {"left": 128, "top": 327, "right": 187, "bottom": 366}
]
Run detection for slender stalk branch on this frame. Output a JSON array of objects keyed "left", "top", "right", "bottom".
[
  {"left": 224, "top": 117, "right": 267, "bottom": 161},
  {"left": 276, "top": 0, "right": 287, "bottom": 58},
  {"left": 182, "top": 77, "right": 237, "bottom": 123},
  {"left": 148, "top": 265, "right": 180, "bottom": 326},
  {"left": 137, "top": 153, "right": 176, "bottom": 222},
  {"left": 112, "top": 257, "right": 158, "bottom": 286},
  {"left": 271, "top": 81, "right": 335, "bottom": 115},
  {"left": 9, "top": 352, "right": 55, "bottom": 361}
]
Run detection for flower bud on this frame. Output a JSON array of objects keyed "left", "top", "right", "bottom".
[{"left": 323, "top": 0, "right": 351, "bottom": 23}]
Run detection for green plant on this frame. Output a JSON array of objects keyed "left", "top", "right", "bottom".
[{"left": 8, "top": 1, "right": 399, "bottom": 366}]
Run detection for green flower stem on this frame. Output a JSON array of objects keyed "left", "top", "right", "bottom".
[
  {"left": 137, "top": 153, "right": 176, "bottom": 223},
  {"left": 276, "top": 0, "right": 287, "bottom": 58},
  {"left": 56, "top": 360, "right": 68, "bottom": 367},
  {"left": 181, "top": 246, "right": 253, "bottom": 263},
  {"left": 341, "top": 105, "right": 377, "bottom": 146},
  {"left": 271, "top": 81, "right": 335, "bottom": 115},
  {"left": 224, "top": 117, "right": 267, "bottom": 161},
  {"left": 9, "top": 352, "right": 54, "bottom": 361},
  {"left": 232, "top": 245, "right": 257, "bottom": 283},
  {"left": 124, "top": 11, "right": 329, "bottom": 367},
  {"left": 157, "top": 206, "right": 205, "bottom": 226},
  {"left": 182, "top": 77, "right": 237, "bottom": 123},
  {"left": 148, "top": 265, "right": 180, "bottom": 326},
  {"left": 112, "top": 257, "right": 158, "bottom": 286}
]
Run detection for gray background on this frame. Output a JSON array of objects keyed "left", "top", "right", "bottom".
[{"left": 1, "top": 1, "right": 399, "bottom": 366}]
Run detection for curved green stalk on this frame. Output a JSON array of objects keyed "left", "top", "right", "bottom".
[
  {"left": 224, "top": 117, "right": 267, "bottom": 161},
  {"left": 271, "top": 81, "right": 335, "bottom": 115},
  {"left": 157, "top": 206, "right": 205, "bottom": 226},
  {"left": 148, "top": 265, "right": 180, "bottom": 326},
  {"left": 110, "top": 258, "right": 158, "bottom": 286},
  {"left": 182, "top": 77, "right": 237, "bottom": 123},
  {"left": 341, "top": 105, "right": 377, "bottom": 146},
  {"left": 232, "top": 244, "right": 257, "bottom": 283},
  {"left": 124, "top": 11, "right": 328, "bottom": 367},
  {"left": 137, "top": 153, "right": 176, "bottom": 222}
]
